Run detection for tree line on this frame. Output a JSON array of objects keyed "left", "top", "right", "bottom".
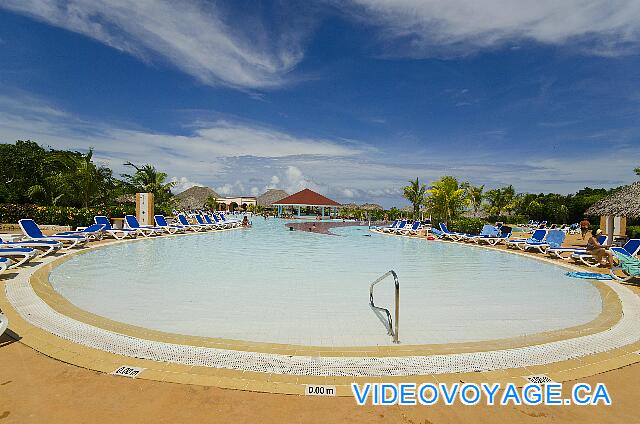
[
  {"left": 402, "top": 174, "right": 634, "bottom": 225},
  {"left": 0, "top": 140, "right": 176, "bottom": 211}
]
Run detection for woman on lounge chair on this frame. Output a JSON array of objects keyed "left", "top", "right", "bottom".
[{"left": 586, "top": 229, "right": 614, "bottom": 267}]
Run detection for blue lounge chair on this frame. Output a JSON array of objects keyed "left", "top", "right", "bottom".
[
  {"left": 506, "top": 229, "right": 548, "bottom": 250},
  {"left": 18, "top": 219, "right": 88, "bottom": 250},
  {"left": 610, "top": 239, "right": 640, "bottom": 258},
  {"left": 94, "top": 216, "right": 137, "bottom": 240},
  {"left": 438, "top": 223, "right": 465, "bottom": 240},
  {"left": 124, "top": 215, "right": 166, "bottom": 237},
  {"left": 523, "top": 229, "right": 566, "bottom": 253},
  {"left": 572, "top": 238, "right": 640, "bottom": 268},
  {"left": 0, "top": 239, "right": 63, "bottom": 256},
  {"left": 177, "top": 214, "right": 207, "bottom": 231},
  {"left": 220, "top": 213, "right": 241, "bottom": 227},
  {"left": 476, "top": 226, "right": 512, "bottom": 246},
  {"left": 376, "top": 220, "right": 398, "bottom": 231},
  {"left": 154, "top": 215, "right": 186, "bottom": 234},
  {"left": 547, "top": 235, "right": 608, "bottom": 261},
  {"left": 462, "top": 224, "right": 499, "bottom": 242},
  {"left": 386, "top": 220, "right": 406, "bottom": 233},
  {"left": 195, "top": 214, "right": 218, "bottom": 230},
  {"left": 56, "top": 223, "right": 106, "bottom": 240},
  {"left": 0, "top": 257, "right": 11, "bottom": 275},
  {"left": 0, "top": 246, "right": 39, "bottom": 268},
  {"left": 204, "top": 215, "right": 229, "bottom": 229},
  {"left": 397, "top": 221, "right": 421, "bottom": 235}
]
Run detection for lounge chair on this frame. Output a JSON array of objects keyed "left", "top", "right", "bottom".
[
  {"left": 610, "top": 251, "right": 640, "bottom": 282},
  {"left": 0, "top": 247, "right": 38, "bottom": 268},
  {"left": 204, "top": 215, "right": 229, "bottom": 229},
  {"left": 0, "top": 257, "right": 11, "bottom": 275},
  {"left": 56, "top": 223, "right": 106, "bottom": 240},
  {"left": 438, "top": 223, "right": 466, "bottom": 240},
  {"left": 386, "top": 220, "right": 406, "bottom": 233},
  {"left": 547, "top": 235, "right": 608, "bottom": 261},
  {"left": 0, "top": 310, "right": 8, "bottom": 336},
  {"left": 477, "top": 226, "right": 512, "bottom": 246},
  {"left": 572, "top": 238, "right": 640, "bottom": 268},
  {"left": 154, "top": 215, "right": 186, "bottom": 234},
  {"left": 506, "top": 229, "right": 548, "bottom": 250},
  {"left": 376, "top": 220, "right": 398, "bottom": 231},
  {"left": 176, "top": 214, "right": 207, "bottom": 231},
  {"left": 219, "top": 213, "right": 240, "bottom": 226},
  {"left": 124, "top": 215, "right": 166, "bottom": 237},
  {"left": 397, "top": 221, "right": 421, "bottom": 235},
  {"left": 0, "top": 239, "right": 63, "bottom": 256},
  {"left": 523, "top": 229, "right": 566, "bottom": 253},
  {"left": 18, "top": 219, "right": 88, "bottom": 250},
  {"left": 462, "top": 224, "right": 500, "bottom": 242},
  {"left": 610, "top": 239, "right": 640, "bottom": 258},
  {"left": 94, "top": 216, "right": 138, "bottom": 240},
  {"left": 195, "top": 215, "right": 219, "bottom": 230}
]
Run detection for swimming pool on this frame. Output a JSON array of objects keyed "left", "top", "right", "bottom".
[{"left": 49, "top": 218, "right": 602, "bottom": 346}]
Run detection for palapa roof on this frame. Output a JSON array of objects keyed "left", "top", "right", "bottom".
[
  {"left": 272, "top": 188, "right": 341, "bottom": 207},
  {"left": 256, "top": 189, "right": 289, "bottom": 207},
  {"left": 585, "top": 181, "right": 640, "bottom": 218},
  {"left": 174, "top": 186, "right": 221, "bottom": 209}
]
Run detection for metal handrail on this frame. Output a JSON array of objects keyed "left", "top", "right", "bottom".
[{"left": 369, "top": 270, "right": 399, "bottom": 343}]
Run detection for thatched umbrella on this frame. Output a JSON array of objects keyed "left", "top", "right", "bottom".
[
  {"left": 586, "top": 181, "right": 640, "bottom": 241},
  {"left": 175, "top": 186, "right": 221, "bottom": 210},
  {"left": 257, "top": 189, "right": 289, "bottom": 207},
  {"left": 586, "top": 182, "right": 640, "bottom": 218}
]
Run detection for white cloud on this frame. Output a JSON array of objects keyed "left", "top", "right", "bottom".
[
  {"left": 1, "top": 0, "right": 309, "bottom": 88},
  {"left": 347, "top": 0, "right": 640, "bottom": 56}
]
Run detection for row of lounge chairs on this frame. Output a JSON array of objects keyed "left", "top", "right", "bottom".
[
  {"left": 435, "top": 223, "right": 640, "bottom": 281},
  {"left": 0, "top": 213, "right": 242, "bottom": 276},
  {"left": 375, "top": 220, "right": 427, "bottom": 236}
]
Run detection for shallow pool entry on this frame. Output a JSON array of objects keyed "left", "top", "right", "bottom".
[{"left": 49, "top": 219, "right": 602, "bottom": 346}]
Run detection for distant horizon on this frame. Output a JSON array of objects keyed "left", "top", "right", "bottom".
[{"left": 1, "top": 1, "right": 639, "bottom": 208}]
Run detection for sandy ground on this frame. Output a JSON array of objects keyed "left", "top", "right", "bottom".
[
  {"left": 1, "top": 333, "right": 639, "bottom": 423},
  {"left": 2, "top": 226, "right": 638, "bottom": 423}
]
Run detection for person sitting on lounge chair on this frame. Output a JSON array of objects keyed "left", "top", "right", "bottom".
[{"left": 586, "top": 229, "right": 614, "bottom": 267}]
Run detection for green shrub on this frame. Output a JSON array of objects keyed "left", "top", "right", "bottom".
[
  {"left": 0, "top": 204, "right": 135, "bottom": 228},
  {"left": 446, "top": 217, "right": 485, "bottom": 234},
  {"left": 627, "top": 225, "right": 640, "bottom": 239}
]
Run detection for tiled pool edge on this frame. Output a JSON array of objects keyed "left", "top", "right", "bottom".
[{"left": 2, "top": 231, "right": 640, "bottom": 396}]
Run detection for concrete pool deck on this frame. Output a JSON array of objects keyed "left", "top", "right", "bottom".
[{"left": 1, "top": 226, "right": 640, "bottom": 402}]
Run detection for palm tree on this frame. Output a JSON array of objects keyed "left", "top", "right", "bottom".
[
  {"left": 403, "top": 177, "right": 427, "bottom": 219},
  {"left": 122, "top": 162, "right": 176, "bottom": 205},
  {"left": 425, "top": 176, "right": 468, "bottom": 224},
  {"left": 635, "top": 166, "right": 639, "bottom": 176},
  {"left": 484, "top": 185, "right": 516, "bottom": 216},
  {"left": 464, "top": 183, "right": 484, "bottom": 214},
  {"left": 29, "top": 149, "right": 115, "bottom": 207}
]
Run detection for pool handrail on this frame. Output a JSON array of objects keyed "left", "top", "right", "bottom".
[{"left": 369, "top": 270, "right": 399, "bottom": 344}]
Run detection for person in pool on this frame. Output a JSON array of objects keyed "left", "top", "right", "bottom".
[
  {"left": 585, "top": 229, "right": 614, "bottom": 267},
  {"left": 242, "top": 215, "right": 251, "bottom": 227}
]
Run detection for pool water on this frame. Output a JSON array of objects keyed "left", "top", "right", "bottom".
[{"left": 49, "top": 218, "right": 602, "bottom": 346}]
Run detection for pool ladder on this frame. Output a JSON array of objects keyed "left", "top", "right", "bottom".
[{"left": 369, "top": 270, "right": 399, "bottom": 343}]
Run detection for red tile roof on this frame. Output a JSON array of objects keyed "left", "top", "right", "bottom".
[{"left": 272, "top": 188, "right": 341, "bottom": 207}]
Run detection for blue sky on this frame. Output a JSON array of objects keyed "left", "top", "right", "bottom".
[{"left": 1, "top": 1, "right": 639, "bottom": 207}]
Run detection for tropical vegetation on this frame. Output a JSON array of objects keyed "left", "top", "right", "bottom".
[{"left": 0, "top": 140, "right": 176, "bottom": 224}]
